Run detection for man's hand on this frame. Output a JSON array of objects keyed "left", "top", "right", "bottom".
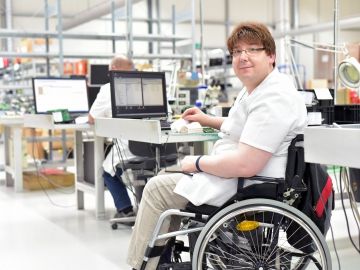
[
  {"left": 182, "top": 107, "right": 208, "bottom": 125},
  {"left": 88, "top": 114, "right": 95, "bottom": 124},
  {"left": 180, "top": 155, "right": 199, "bottom": 173},
  {"left": 182, "top": 106, "right": 224, "bottom": 130}
]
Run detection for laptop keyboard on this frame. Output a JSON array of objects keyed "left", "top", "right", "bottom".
[{"left": 160, "top": 120, "right": 172, "bottom": 130}]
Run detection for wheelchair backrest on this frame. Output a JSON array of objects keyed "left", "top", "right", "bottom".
[
  {"left": 285, "top": 134, "right": 305, "bottom": 191},
  {"left": 283, "top": 134, "right": 334, "bottom": 237}
]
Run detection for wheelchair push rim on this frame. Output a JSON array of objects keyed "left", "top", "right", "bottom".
[{"left": 192, "top": 198, "right": 331, "bottom": 270}]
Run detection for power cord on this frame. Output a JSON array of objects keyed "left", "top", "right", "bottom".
[
  {"left": 329, "top": 224, "right": 342, "bottom": 270},
  {"left": 30, "top": 129, "right": 75, "bottom": 208},
  {"left": 112, "top": 139, "right": 139, "bottom": 201},
  {"left": 341, "top": 168, "right": 360, "bottom": 247},
  {"left": 338, "top": 167, "right": 360, "bottom": 253}
]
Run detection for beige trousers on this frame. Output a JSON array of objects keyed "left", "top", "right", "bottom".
[{"left": 127, "top": 173, "right": 188, "bottom": 270}]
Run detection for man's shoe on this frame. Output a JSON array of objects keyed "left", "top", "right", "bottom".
[{"left": 113, "top": 210, "right": 135, "bottom": 226}]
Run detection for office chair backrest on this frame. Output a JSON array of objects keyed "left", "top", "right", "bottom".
[
  {"left": 128, "top": 141, "right": 178, "bottom": 168},
  {"left": 128, "top": 141, "right": 177, "bottom": 157},
  {"left": 128, "top": 141, "right": 153, "bottom": 157}
]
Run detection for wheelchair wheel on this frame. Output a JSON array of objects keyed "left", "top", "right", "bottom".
[{"left": 192, "top": 199, "right": 331, "bottom": 270}]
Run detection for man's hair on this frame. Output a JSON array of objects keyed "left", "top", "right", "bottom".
[
  {"left": 110, "top": 55, "right": 133, "bottom": 71},
  {"left": 227, "top": 22, "right": 276, "bottom": 67}
]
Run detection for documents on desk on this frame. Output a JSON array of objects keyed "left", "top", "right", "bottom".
[
  {"left": 170, "top": 118, "right": 203, "bottom": 133},
  {"left": 75, "top": 116, "right": 89, "bottom": 124}
]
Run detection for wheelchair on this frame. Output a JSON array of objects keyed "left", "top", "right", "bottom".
[{"left": 139, "top": 135, "right": 332, "bottom": 270}]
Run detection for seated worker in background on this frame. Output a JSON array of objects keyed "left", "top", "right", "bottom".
[
  {"left": 89, "top": 55, "right": 135, "bottom": 222},
  {"left": 127, "top": 21, "right": 308, "bottom": 269}
]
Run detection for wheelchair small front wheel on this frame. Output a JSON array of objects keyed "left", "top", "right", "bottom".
[{"left": 192, "top": 198, "right": 331, "bottom": 270}]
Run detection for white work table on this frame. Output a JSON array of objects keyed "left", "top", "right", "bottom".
[
  {"left": 10, "top": 115, "right": 218, "bottom": 219},
  {"left": 92, "top": 117, "right": 219, "bottom": 219},
  {"left": 1, "top": 114, "right": 92, "bottom": 193},
  {"left": 304, "top": 124, "right": 360, "bottom": 169},
  {"left": 0, "top": 115, "right": 24, "bottom": 192},
  {"left": 23, "top": 114, "right": 99, "bottom": 216},
  {"left": 94, "top": 117, "right": 219, "bottom": 144}
]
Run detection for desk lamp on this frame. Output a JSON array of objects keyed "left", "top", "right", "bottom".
[
  {"left": 287, "top": 38, "right": 360, "bottom": 90},
  {"left": 338, "top": 56, "right": 360, "bottom": 88}
]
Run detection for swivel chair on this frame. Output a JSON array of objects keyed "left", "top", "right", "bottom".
[{"left": 110, "top": 141, "right": 178, "bottom": 230}]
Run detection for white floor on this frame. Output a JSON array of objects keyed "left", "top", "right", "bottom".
[
  {"left": 0, "top": 181, "right": 132, "bottom": 270},
  {"left": 1, "top": 178, "right": 360, "bottom": 270}
]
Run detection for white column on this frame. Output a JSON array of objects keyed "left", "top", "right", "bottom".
[
  {"left": 13, "top": 126, "right": 23, "bottom": 192},
  {"left": 94, "top": 135, "right": 105, "bottom": 219},
  {"left": 274, "top": 0, "right": 291, "bottom": 66}
]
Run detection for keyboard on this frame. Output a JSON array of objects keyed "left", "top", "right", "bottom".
[{"left": 160, "top": 120, "right": 173, "bottom": 130}]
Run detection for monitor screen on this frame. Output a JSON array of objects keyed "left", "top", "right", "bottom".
[
  {"left": 110, "top": 70, "right": 167, "bottom": 119},
  {"left": 87, "top": 85, "right": 101, "bottom": 108},
  {"left": 89, "top": 64, "right": 109, "bottom": 85},
  {"left": 32, "top": 77, "right": 89, "bottom": 114}
]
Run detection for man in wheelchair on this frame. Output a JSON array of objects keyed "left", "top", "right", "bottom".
[{"left": 127, "top": 22, "right": 310, "bottom": 270}]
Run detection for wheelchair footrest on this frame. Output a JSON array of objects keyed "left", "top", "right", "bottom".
[{"left": 157, "top": 262, "right": 191, "bottom": 270}]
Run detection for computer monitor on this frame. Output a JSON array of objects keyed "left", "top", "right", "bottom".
[
  {"left": 89, "top": 64, "right": 109, "bottom": 85},
  {"left": 110, "top": 70, "right": 167, "bottom": 119},
  {"left": 32, "top": 77, "right": 89, "bottom": 115},
  {"left": 87, "top": 85, "right": 101, "bottom": 108}
]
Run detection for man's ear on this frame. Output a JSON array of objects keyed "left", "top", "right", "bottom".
[{"left": 269, "top": 54, "right": 276, "bottom": 66}]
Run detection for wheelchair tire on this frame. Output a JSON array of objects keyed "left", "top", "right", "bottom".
[{"left": 192, "top": 198, "right": 331, "bottom": 270}]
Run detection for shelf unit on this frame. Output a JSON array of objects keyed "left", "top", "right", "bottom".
[
  {"left": 0, "top": 0, "right": 196, "bottom": 74},
  {"left": 0, "top": 0, "right": 199, "bottom": 116}
]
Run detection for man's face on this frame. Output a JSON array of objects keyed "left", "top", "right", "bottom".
[{"left": 231, "top": 41, "right": 275, "bottom": 91}]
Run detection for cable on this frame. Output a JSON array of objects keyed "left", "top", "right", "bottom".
[
  {"left": 339, "top": 167, "right": 360, "bottom": 253},
  {"left": 329, "top": 224, "right": 342, "bottom": 270},
  {"left": 332, "top": 166, "right": 341, "bottom": 193},
  {"left": 342, "top": 168, "right": 360, "bottom": 247},
  {"left": 112, "top": 139, "right": 139, "bottom": 200},
  {"left": 30, "top": 129, "right": 75, "bottom": 208}
]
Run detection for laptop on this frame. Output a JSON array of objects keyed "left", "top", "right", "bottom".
[
  {"left": 109, "top": 70, "right": 172, "bottom": 130},
  {"left": 32, "top": 77, "right": 89, "bottom": 120}
]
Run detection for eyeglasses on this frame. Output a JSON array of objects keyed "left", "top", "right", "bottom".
[{"left": 231, "top": 47, "right": 265, "bottom": 57}]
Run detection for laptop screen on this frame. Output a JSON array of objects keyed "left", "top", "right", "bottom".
[
  {"left": 32, "top": 77, "right": 89, "bottom": 114},
  {"left": 110, "top": 70, "right": 168, "bottom": 119}
]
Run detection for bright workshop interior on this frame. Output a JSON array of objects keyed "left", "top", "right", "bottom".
[{"left": 1, "top": 1, "right": 360, "bottom": 270}]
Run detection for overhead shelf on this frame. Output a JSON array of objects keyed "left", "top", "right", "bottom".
[
  {"left": 0, "top": 84, "right": 32, "bottom": 92},
  {"left": 0, "top": 0, "right": 197, "bottom": 87},
  {"left": 0, "top": 51, "right": 192, "bottom": 60},
  {"left": 0, "top": 29, "right": 189, "bottom": 42}
]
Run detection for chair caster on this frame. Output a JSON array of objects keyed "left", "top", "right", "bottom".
[{"left": 111, "top": 223, "right": 118, "bottom": 230}]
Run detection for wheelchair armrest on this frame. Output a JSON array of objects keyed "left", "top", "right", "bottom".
[
  {"left": 236, "top": 176, "right": 285, "bottom": 201},
  {"left": 160, "top": 154, "right": 178, "bottom": 167},
  {"left": 183, "top": 177, "right": 285, "bottom": 219}
]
